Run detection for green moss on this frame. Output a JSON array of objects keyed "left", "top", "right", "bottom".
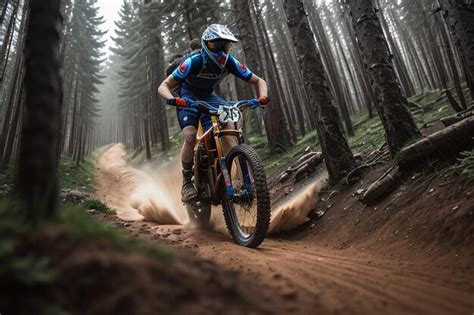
[
  {"left": 59, "top": 144, "right": 114, "bottom": 193},
  {"left": 347, "top": 114, "right": 385, "bottom": 155},
  {"left": 58, "top": 156, "right": 95, "bottom": 192},
  {"left": 408, "top": 90, "right": 443, "bottom": 105}
]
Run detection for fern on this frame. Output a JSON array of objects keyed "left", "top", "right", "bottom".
[{"left": 456, "top": 150, "right": 474, "bottom": 185}]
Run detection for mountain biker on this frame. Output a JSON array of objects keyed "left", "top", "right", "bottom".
[{"left": 158, "top": 24, "right": 269, "bottom": 203}]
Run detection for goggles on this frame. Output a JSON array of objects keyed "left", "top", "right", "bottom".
[{"left": 207, "top": 40, "right": 233, "bottom": 53}]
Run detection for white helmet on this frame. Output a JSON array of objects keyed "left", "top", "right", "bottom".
[
  {"left": 202, "top": 24, "right": 238, "bottom": 43},
  {"left": 201, "top": 24, "right": 238, "bottom": 70}
]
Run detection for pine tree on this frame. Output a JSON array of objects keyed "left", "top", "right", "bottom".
[
  {"left": 349, "top": 0, "right": 421, "bottom": 156},
  {"left": 16, "top": 0, "right": 63, "bottom": 220},
  {"left": 284, "top": 0, "right": 357, "bottom": 182}
]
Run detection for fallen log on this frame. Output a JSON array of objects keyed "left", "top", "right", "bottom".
[
  {"left": 294, "top": 163, "right": 312, "bottom": 181},
  {"left": 359, "top": 167, "right": 402, "bottom": 205},
  {"left": 279, "top": 172, "right": 291, "bottom": 183},
  {"left": 286, "top": 152, "right": 322, "bottom": 173},
  {"left": 440, "top": 106, "right": 473, "bottom": 127},
  {"left": 411, "top": 94, "right": 447, "bottom": 115},
  {"left": 408, "top": 101, "right": 420, "bottom": 110},
  {"left": 279, "top": 151, "right": 324, "bottom": 183},
  {"left": 360, "top": 116, "right": 474, "bottom": 205},
  {"left": 397, "top": 116, "right": 474, "bottom": 169}
]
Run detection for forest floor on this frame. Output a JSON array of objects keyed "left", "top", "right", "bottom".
[
  {"left": 91, "top": 140, "right": 473, "bottom": 314},
  {"left": 87, "top": 91, "right": 473, "bottom": 314},
  {"left": 3, "top": 90, "right": 473, "bottom": 314}
]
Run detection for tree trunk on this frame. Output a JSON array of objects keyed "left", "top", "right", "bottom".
[
  {"left": 0, "top": 0, "right": 9, "bottom": 26},
  {"left": 377, "top": 1, "right": 415, "bottom": 97},
  {"left": 144, "top": 97, "right": 152, "bottom": 160},
  {"left": 436, "top": 13, "right": 466, "bottom": 110},
  {"left": 68, "top": 79, "right": 79, "bottom": 156},
  {"left": 16, "top": 0, "right": 63, "bottom": 221},
  {"left": 0, "top": 1, "right": 18, "bottom": 83},
  {"left": 349, "top": 0, "right": 421, "bottom": 157},
  {"left": 3, "top": 81, "right": 23, "bottom": 164},
  {"left": 284, "top": 0, "right": 357, "bottom": 183},
  {"left": 441, "top": 0, "right": 474, "bottom": 98},
  {"left": 0, "top": 53, "right": 22, "bottom": 161},
  {"left": 342, "top": 8, "right": 375, "bottom": 118},
  {"left": 246, "top": 0, "right": 292, "bottom": 151}
]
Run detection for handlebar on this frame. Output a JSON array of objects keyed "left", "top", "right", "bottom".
[{"left": 166, "top": 98, "right": 263, "bottom": 115}]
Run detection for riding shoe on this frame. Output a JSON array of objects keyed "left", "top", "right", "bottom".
[{"left": 182, "top": 169, "right": 198, "bottom": 202}]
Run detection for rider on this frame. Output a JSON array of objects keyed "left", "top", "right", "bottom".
[{"left": 158, "top": 24, "right": 269, "bottom": 202}]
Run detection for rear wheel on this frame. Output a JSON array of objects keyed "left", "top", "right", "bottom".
[{"left": 222, "top": 144, "right": 270, "bottom": 248}]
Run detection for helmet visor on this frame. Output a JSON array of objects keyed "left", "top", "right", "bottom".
[{"left": 208, "top": 40, "right": 233, "bottom": 53}]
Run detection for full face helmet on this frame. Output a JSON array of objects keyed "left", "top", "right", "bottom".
[{"left": 201, "top": 24, "right": 238, "bottom": 69}]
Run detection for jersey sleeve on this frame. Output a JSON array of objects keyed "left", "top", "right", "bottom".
[
  {"left": 171, "top": 55, "right": 199, "bottom": 82},
  {"left": 226, "top": 55, "right": 253, "bottom": 81}
]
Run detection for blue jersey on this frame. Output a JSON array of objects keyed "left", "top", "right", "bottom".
[{"left": 172, "top": 50, "right": 253, "bottom": 95}]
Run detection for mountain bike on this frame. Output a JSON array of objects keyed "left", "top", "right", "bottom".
[{"left": 168, "top": 99, "right": 270, "bottom": 248}]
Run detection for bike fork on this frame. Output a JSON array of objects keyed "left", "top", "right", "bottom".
[
  {"left": 220, "top": 156, "right": 254, "bottom": 199},
  {"left": 220, "top": 157, "right": 234, "bottom": 198}
]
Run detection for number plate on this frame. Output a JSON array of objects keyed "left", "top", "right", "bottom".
[{"left": 218, "top": 106, "right": 241, "bottom": 124}]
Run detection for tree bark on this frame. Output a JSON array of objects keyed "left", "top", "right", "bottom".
[
  {"left": 16, "top": 0, "right": 63, "bottom": 221},
  {"left": 438, "top": 15, "right": 467, "bottom": 110},
  {"left": 246, "top": 0, "right": 292, "bottom": 151},
  {"left": 3, "top": 81, "right": 23, "bottom": 164},
  {"left": 441, "top": 0, "right": 474, "bottom": 98},
  {"left": 0, "top": 1, "right": 18, "bottom": 83},
  {"left": 284, "top": 0, "right": 357, "bottom": 183},
  {"left": 398, "top": 116, "right": 474, "bottom": 169},
  {"left": 349, "top": 0, "right": 421, "bottom": 157},
  {"left": 0, "top": 0, "right": 9, "bottom": 26}
]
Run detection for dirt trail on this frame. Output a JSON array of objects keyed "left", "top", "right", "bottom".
[
  {"left": 95, "top": 143, "right": 323, "bottom": 233},
  {"left": 95, "top": 144, "right": 474, "bottom": 314}
]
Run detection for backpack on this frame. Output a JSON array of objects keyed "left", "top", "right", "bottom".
[{"left": 165, "top": 49, "right": 201, "bottom": 77}]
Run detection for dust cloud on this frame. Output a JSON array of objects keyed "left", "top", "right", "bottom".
[
  {"left": 269, "top": 171, "right": 328, "bottom": 233},
  {"left": 95, "top": 144, "right": 326, "bottom": 234}
]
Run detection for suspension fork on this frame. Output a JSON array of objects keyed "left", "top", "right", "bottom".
[{"left": 233, "top": 122, "right": 254, "bottom": 198}]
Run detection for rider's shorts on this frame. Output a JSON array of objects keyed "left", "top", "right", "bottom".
[{"left": 176, "top": 83, "right": 224, "bottom": 131}]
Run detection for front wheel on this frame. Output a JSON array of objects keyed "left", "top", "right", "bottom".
[{"left": 222, "top": 144, "right": 270, "bottom": 248}]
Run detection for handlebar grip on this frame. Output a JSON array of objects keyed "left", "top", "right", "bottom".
[
  {"left": 166, "top": 98, "right": 190, "bottom": 107},
  {"left": 166, "top": 98, "right": 176, "bottom": 106}
]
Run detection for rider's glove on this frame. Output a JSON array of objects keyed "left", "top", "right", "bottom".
[
  {"left": 166, "top": 98, "right": 187, "bottom": 107},
  {"left": 258, "top": 96, "right": 270, "bottom": 105}
]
